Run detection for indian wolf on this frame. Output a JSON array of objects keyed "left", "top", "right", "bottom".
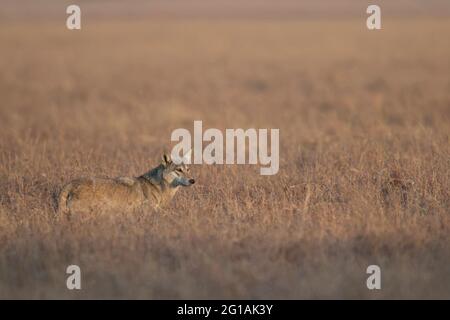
[{"left": 57, "top": 153, "right": 195, "bottom": 214}]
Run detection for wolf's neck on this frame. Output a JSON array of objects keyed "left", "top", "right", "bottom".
[
  {"left": 137, "top": 166, "right": 174, "bottom": 206},
  {"left": 139, "top": 164, "right": 163, "bottom": 183}
]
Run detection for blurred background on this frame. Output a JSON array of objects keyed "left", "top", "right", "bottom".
[
  {"left": 0, "top": 1, "right": 449, "bottom": 299},
  {"left": 2, "top": 0, "right": 450, "bottom": 20}
]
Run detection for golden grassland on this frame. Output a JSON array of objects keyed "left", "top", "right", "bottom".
[{"left": 0, "top": 18, "right": 449, "bottom": 298}]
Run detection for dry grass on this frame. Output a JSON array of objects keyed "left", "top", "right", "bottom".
[{"left": 0, "top": 16, "right": 449, "bottom": 299}]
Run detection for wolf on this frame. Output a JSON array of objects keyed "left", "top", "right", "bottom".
[{"left": 57, "top": 153, "right": 195, "bottom": 215}]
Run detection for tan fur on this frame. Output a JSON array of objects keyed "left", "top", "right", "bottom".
[{"left": 57, "top": 154, "right": 194, "bottom": 215}]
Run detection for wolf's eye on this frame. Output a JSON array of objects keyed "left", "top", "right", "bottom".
[{"left": 176, "top": 168, "right": 183, "bottom": 173}]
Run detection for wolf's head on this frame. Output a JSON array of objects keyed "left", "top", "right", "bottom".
[{"left": 160, "top": 153, "right": 195, "bottom": 187}]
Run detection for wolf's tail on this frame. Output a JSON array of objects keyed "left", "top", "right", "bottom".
[{"left": 57, "top": 183, "right": 72, "bottom": 214}]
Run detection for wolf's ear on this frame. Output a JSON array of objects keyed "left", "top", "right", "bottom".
[{"left": 162, "top": 153, "right": 172, "bottom": 166}]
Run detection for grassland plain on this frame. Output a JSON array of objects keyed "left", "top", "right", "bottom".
[{"left": 0, "top": 16, "right": 449, "bottom": 298}]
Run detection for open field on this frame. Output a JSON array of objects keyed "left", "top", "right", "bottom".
[{"left": 0, "top": 11, "right": 450, "bottom": 298}]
